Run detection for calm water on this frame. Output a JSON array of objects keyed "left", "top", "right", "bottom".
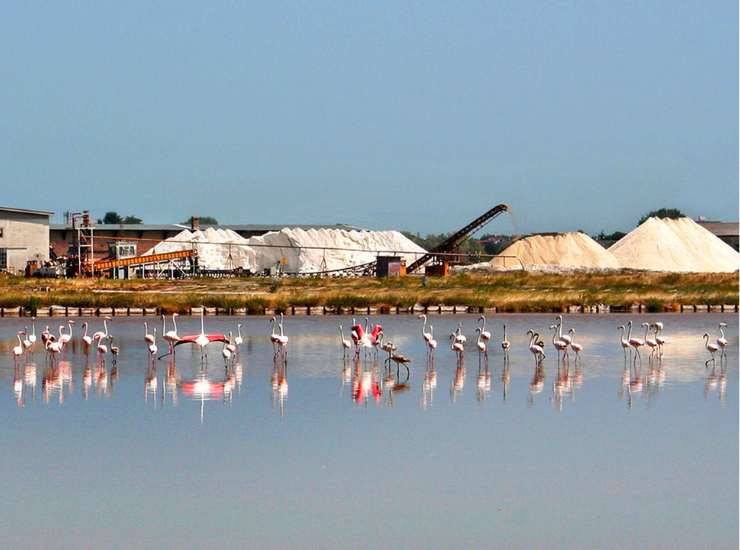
[{"left": 0, "top": 313, "right": 736, "bottom": 549}]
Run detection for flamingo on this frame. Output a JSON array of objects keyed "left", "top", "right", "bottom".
[
  {"left": 567, "top": 328, "right": 583, "bottom": 360},
  {"left": 46, "top": 337, "right": 63, "bottom": 358},
  {"left": 555, "top": 316, "right": 571, "bottom": 346},
  {"left": 454, "top": 323, "right": 467, "bottom": 345},
  {"left": 426, "top": 325, "right": 438, "bottom": 356},
  {"left": 338, "top": 324, "right": 352, "bottom": 357},
  {"left": 96, "top": 333, "right": 108, "bottom": 356},
  {"left": 626, "top": 321, "right": 645, "bottom": 363},
  {"left": 109, "top": 336, "right": 120, "bottom": 358},
  {"left": 222, "top": 341, "right": 233, "bottom": 363},
  {"left": 92, "top": 319, "right": 109, "bottom": 342},
  {"left": 653, "top": 323, "right": 667, "bottom": 356},
  {"left": 475, "top": 328, "right": 488, "bottom": 360},
  {"left": 81, "top": 322, "right": 93, "bottom": 348},
  {"left": 59, "top": 320, "right": 74, "bottom": 347},
  {"left": 478, "top": 315, "right": 492, "bottom": 342},
  {"left": 144, "top": 321, "right": 155, "bottom": 346},
  {"left": 172, "top": 307, "right": 228, "bottom": 360},
  {"left": 716, "top": 322, "right": 728, "bottom": 357},
  {"left": 147, "top": 328, "right": 158, "bottom": 357},
  {"left": 501, "top": 324, "right": 510, "bottom": 358},
  {"left": 225, "top": 331, "right": 238, "bottom": 355},
  {"left": 22, "top": 328, "right": 32, "bottom": 350},
  {"left": 163, "top": 314, "right": 180, "bottom": 352},
  {"left": 41, "top": 325, "right": 52, "bottom": 345},
  {"left": 234, "top": 323, "right": 243, "bottom": 347},
  {"left": 449, "top": 333, "right": 465, "bottom": 364},
  {"left": 526, "top": 330, "right": 545, "bottom": 363},
  {"left": 703, "top": 333, "right": 719, "bottom": 366},
  {"left": 418, "top": 314, "right": 433, "bottom": 343},
  {"left": 29, "top": 318, "right": 37, "bottom": 344},
  {"left": 643, "top": 323, "right": 658, "bottom": 357},
  {"left": 12, "top": 332, "right": 24, "bottom": 361},
  {"left": 269, "top": 317, "right": 281, "bottom": 352},
  {"left": 618, "top": 325, "right": 630, "bottom": 357},
  {"left": 276, "top": 313, "right": 289, "bottom": 350},
  {"left": 550, "top": 325, "right": 569, "bottom": 361}
]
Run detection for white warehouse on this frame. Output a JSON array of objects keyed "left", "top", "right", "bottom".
[{"left": 0, "top": 206, "right": 52, "bottom": 274}]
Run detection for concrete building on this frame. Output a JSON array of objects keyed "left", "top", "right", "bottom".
[
  {"left": 696, "top": 220, "right": 739, "bottom": 251},
  {"left": 0, "top": 206, "right": 53, "bottom": 274}
]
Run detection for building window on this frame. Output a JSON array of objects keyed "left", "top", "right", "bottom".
[{"left": 0, "top": 248, "right": 6, "bottom": 270}]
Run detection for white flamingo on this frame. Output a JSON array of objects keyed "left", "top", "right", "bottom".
[
  {"left": 144, "top": 321, "right": 155, "bottom": 346},
  {"left": 60, "top": 320, "right": 74, "bottom": 347},
  {"left": 29, "top": 318, "right": 37, "bottom": 344},
  {"left": 338, "top": 325, "right": 352, "bottom": 357},
  {"left": 12, "top": 332, "right": 24, "bottom": 361},
  {"left": 148, "top": 328, "right": 158, "bottom": 357},
  {"left": 418, "top": 314, "right": 433, "bottom": 343},
  {"left": 550, "top": 325, "right": 569, "bottom": 361},
  {"left": 449, "top": 333, "right": 464, "bottom": 363},
  {"left": 653, "top": 323, "right": 667, "bottom": 356},
  {"left": 478, "top": 315, "right": 492, "bottom": 342},
  {"left": 163, "top": 313, "right": 180, "bottom": 351},
  {"left": 501, "top": 324, "right": 510, "bottom": 358},
  {"left": 81, "top": 322, "right": 93, "bottom": 348},
  {"left": 22, "top": 328, "right": 32, "bottom": 350},
  {"left": 567, "top": 328, "right": 583, "bottom": 360},
  {"left": 555, "top": 316, "right": 571, "bottom": 346},
  {"left": 454, "top": 323, "right": 467, "bottom": 345},
  {"left": 92, "top": 319, "right": 109, "bottom": 342},
  {"left": 716, "top": 322, "right": 728, "bottom": 357},
  {"left": 426, "top": 325, "right": 438, "bottom": 356},
  {"left": 234, "top": 323, "right": 243, "bottom": 347},
  {"left": 526, "top": 330, "right": 545, "bottom": 363},
  {"left": 276, "top": 313, "right": 289, "bottom": 350},
  {"left": 703, "top": 333, "right": 719, "bottom": 366},
  {"left": 475, "top": 328, "right": 488, "bottom": 360},
  {"left": 643, "top": 323, "right": 658, "bottom": 357},
  {"left": 626, "top": 321, "right": 645, "bottom": 363}
]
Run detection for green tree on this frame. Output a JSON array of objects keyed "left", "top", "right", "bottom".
[
  {"left": 100, "top": 211, "right": 123, "bottom": 224},
  {"left": 122, "top": 215, "right": 142, "bottom": 224},
  {"left": 182, "top": 216, "right": 219, "bottom": 226},
  {"left": 638, "top": 208, "right": 685, "bottom": 226}
]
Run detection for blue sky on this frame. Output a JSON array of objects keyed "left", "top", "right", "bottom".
[{"left": 1, "top": 1, "right": 737, "bottom": 234}]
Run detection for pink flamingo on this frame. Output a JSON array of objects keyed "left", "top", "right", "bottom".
[{"left": 173, "top": 307, "right": 227, "bottom": 361}]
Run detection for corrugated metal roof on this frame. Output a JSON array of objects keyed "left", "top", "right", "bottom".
[
  {"left": 50, "top": 223, "right": 364, "bottom": 232},
  {"left": 0, "top": 206, "right": 53, "bottom": 216}
]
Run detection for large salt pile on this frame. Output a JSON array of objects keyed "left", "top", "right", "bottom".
[
  {"left": 144, "top": 227, "right": 426, "bottom": 273},
  {"left": 610, "top": 217, "right": 739, "bottom": 272},
  {"left": 143, "top": 228, "right": 257, "bottom": 270},
  {"left": 244, "top": 228, "right": 426, "bottom": 273},
  {"left": 493, "top": 231, "right": 621, "bottom": 271}
]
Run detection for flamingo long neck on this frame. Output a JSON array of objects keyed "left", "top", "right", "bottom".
[
  {"left": 144, "top": 322, "right": 149, "bottom": 336},
  {"left": 83, "top": 323, "right": 88, "bottom": 338},
  {"left": 237, "top": 324, "right": 242, "bottom": 339},
  {"left": 339, "top": 326, "right": 344, "bottom": 341},
  {"left": 200, "top": 310, "right": 205, "bottom": 335},
  {"left": 31, "top": 321, "right": 36, "bottom": 336},
  {"left": 279, "top": 315, "right": 285, "bottom": 337},
  {"left": 162, "top": 316, "right": 167, "bottom": 334},
  {"left": 552, "top": 327, "right": 559, "bottom": 345},
  {"left": 480, "top": 316, "right": 486, "bottom": 331},
  {"left": 67, "top": 321, "right": 73, "bottom": 335},
  {"left": 421, "top": 315, "right": 428, "bottom": 335},
  {"left": 103, "top": 320, "right": 109, "bottom": 337},
  {"left": 17, "top": 334, "right": 23, "bottom": 346},
  {"left": 503, "top": 325, "right": 507, "bottom": 340},
  {"left": 270, "top": 319, "right": 277, "bottom": 338},
  {"left": 626, "top": 322, "right": 632, "bottom": 340},
  {"left": 642, "top": 325, "right": 649, "bottom": 340},
  {"left": 557, "top": 317, "right": 563, "bottom": 339},
  {"left": 172, "top": 315, "right": 178, "bottom": 334},
  {"left": 429, "top": 325, "right": 434, "bottom": 339},
  {"left": 719, "top": 325, "right": 726, "bottom": 339}
]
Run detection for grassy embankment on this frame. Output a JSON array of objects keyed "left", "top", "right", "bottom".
[{"left": 0, "top": 272, "right": 737, "bottom": 313}]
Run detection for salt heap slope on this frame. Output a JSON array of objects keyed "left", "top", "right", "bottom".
[
  {"left": 143, "top": 228, "right": 257, "bottom": 271},
  {"left": 144, "top": 227, "right": 427, "bottom": 273},
  {"left": 244, "top": 228, "right": 426, "bottom": 273},
  {"left": 494, "top": 231, "right": 621, "bottom": 271},
  {"left": 610, "top": 217, "right": 739, "bottom": 272}
]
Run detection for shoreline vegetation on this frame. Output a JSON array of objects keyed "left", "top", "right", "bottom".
[{"left": 0, "top": 272, "right": 737, "bottom": 315}]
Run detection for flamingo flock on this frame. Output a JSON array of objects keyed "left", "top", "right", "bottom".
[{"left": 4, "top": 313, "right": 733, "bottom": 410}]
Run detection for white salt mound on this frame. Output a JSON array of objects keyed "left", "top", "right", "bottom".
[
  {"left": 610, "top": 217, "right": 739, "bottom": 273},
  {"left": 493, "top": 232, "right": 621, "bottom": 271},
  {"left": 144, "top": 227, "right": 426, "bottom": 273},
  {"left": 244, "top": 228, "right": 426, "bottom": 273}
]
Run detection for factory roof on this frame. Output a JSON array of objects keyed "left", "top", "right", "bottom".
[
  {"left": 696, "top": 220, "right": 739, "bottom": 237},
  {"left": 51, "top": 222, "right": 363, "bottom": 232},
  {"left": 0, "top": 206, "right": 54, "bottom": 216}
]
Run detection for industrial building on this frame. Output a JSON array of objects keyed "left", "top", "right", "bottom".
[
  {"left": 0, "top": 206, "right": 52, "bottom": 274},
  {"left": 696, "top": 219, "right": 739, "bottom": 251},
  {"left": 50, "top": 220, "right": 360, "bottom": 261}
]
